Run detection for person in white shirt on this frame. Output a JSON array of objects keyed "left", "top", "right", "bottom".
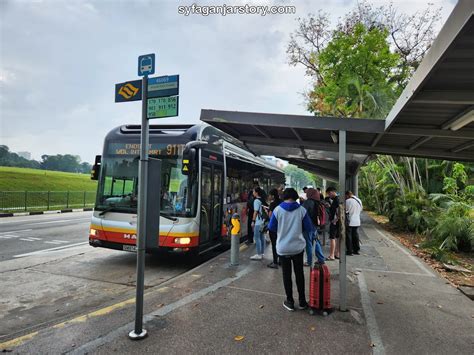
[{"left": 345, "top": 191, "right": 363, "bottom": 255}]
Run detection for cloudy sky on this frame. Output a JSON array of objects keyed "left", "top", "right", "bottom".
[{"left": 0, "top": 0, "right": 457, "bottom": 163}]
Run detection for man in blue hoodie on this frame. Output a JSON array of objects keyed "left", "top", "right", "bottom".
[{"left": 268, "top": 188, "right": 315, "bottom": 311}]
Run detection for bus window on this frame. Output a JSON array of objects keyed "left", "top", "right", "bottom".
[{"left": 96, "top": 152, "right": 197, "bottom": 217}]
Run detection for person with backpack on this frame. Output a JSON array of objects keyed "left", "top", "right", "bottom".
[
  {"left": 345, "top": 190, "right": 363, "bottom": 255},
  {"left": 266, "top": 188, "right": 281, "bottom": 268},
  {"left": 250, "top": 187, "right": 268, "bottom": 260},
  {"left": 268, "top": 188, "right": 314, "bottom": 311},
  {"left": 302, "top": 188, "right": 325, "bottom": 266}
]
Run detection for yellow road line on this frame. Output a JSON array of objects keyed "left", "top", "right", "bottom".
[
  {"left": 53, "top": 297, "right": 136, "bottom": 329},
  {"left": 0, "top": 297, "right": 137, "bottom": 350},
  {"left": 0, "top": 332, "right": 38, "bottom": 351}
]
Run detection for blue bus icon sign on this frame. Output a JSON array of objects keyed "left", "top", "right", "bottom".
[{"left": 138, "top": 54, "right": 155, "bottom": 76}]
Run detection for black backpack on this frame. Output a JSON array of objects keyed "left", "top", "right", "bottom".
[
  {"left": 257, "top": 198, "right": 270, "bottom": 221},
  {"left": 306, "top": 199, "right": 325, "bottom": 227}
]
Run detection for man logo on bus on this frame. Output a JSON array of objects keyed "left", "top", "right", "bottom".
[
  {"left": 124, "top": 233, "right": 137, "bottom": 240},
  {"left": 118, "top": 83, "right": 139, "bottom": 100}
]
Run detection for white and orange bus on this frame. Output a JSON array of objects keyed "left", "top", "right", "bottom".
[{"left": 89, "top": 123, "right": 284, "bottom": 256}]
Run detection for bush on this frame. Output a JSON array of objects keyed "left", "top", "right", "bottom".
[
  {"left": 429, "top": 202, "right": 473, "bottom": 252},
  {"left": 388, "top": 192, "right": 436, "bottom": 234}
]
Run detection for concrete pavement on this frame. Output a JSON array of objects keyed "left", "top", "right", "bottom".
[{"left": 1, "top": 213, "right": 472, "bottom": 354}]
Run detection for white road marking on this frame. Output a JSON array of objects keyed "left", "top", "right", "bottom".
[
  {"left": 44, "top": 241, "right": 63, "bottom": 245},
  {"left": 0, "top": 229, "right": 33, "bottom": 234},
  {"left": 23, "top": 218, "right": 91, "bottom": 226},
  {"left": 20, "top": 238, "right": 36, "bottom": 242},
  {"left": 357, "top": 272, "right": 386, "bottom": 355},
  {"left": 51, "top": 240, "right": 69, "bottom": 243},
  {"left": 70, "top": 265, "right": 254, "bottom": 354},
  {"left": 13, "top": 242, "right": 88, "bottom": 258},
  {"left": 0, "top": 236, "right": 13, "bottom": 239},
  {"left": 25, "top": 237, "right": 42, "bottom": 241},
  {"left": 362, "top": 226, "right": 435, "bottom": 277},
  {"left": 359, "top": 268, "right": 434, "bottom": 277}
]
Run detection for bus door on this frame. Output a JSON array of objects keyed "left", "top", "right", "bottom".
[{"left": 200, "top": 163, "right": 223, "bottom": 245}]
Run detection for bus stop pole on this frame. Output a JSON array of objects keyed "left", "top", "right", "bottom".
[
  {"left": 338, "top": 130, "right": 347, "bottom": 312},
  {"left": 129, "top": 75, "right": 149, "bottom": 340}
]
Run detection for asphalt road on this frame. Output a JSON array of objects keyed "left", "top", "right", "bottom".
[
  {"left": 0, "top": 212, "right": 92, "bottom": 261},
  {"left": 0, "top": 212, "right": 223, "bottom": 341}
]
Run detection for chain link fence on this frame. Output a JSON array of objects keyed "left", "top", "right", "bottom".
[{"left": 0, "top": 191, "right": 96, "bottom": 212}]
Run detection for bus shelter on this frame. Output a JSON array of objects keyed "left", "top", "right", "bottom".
[{"left": 200, "top": 0, "right": 473, "bottom": 311}]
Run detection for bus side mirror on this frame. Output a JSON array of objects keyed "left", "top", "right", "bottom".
[
  {"left": 91, "top": 155, "right": 101, "bottom": 180},
  {"left": 182, "top": 141, "right": 208, "bottom": 176}
]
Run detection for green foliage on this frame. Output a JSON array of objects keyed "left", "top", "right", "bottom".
[
  {"left": 0, "top": 145, "right": 41, "bottom": 169},
  {"left": 0, "top": 145, "right": 92, "bottom": 174},
  {"left": 426, "top": 247, "right": 457, "bottom": 264},
  {"left": 428, "top": 203, "right": 473, "bottom": 252},
  {"left": 0, "top": 167, "right": 97, "bottom": 191},
  {"left": 312, "top": 23, "right": 403, "bottom": 118},
  {"left": 284, "top": 164, "right": 320, "bottom": 191},
  {"left": 389, "top": 192, "right": 436, "bottom": 234}
]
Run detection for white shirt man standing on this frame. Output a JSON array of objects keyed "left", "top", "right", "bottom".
[{"left": 345, "top": 191, "right": 363, "bottom": 255}]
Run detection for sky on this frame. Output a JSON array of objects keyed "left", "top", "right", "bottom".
[{"left": 0, "top": 0, "right": 457, "bottom": 163}]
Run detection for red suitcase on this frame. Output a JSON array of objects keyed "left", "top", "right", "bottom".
[{"left": 309, "top": 263, "right": 333, "bottom": 316}]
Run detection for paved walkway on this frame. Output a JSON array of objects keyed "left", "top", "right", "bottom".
[{"left": 2, "top": 213, "right": 473, "bottom": 354}]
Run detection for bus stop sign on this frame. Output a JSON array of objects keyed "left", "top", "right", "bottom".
[{"left": 138, "top": 54, "right": 155, "bottom": 76}]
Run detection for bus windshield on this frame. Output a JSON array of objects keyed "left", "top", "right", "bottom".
[{"left": 96, "top": 144, "right": 197, "bottom": 217}]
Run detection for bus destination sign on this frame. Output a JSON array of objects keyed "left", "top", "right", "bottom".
[
  {"left": 148, "top": 75, "right": 179, "bottom": 98},
  {"left": 147, "top": 96, "right": 179, "bottom": 119},
  {"left": 108, "top": 143, "right": 185, "bottom": 156}
]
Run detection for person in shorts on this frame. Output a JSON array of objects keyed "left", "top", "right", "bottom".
[{"left": 326, "top": 186, "right": 340, "bottom": 260}]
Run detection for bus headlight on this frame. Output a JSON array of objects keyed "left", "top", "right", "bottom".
[
  {"left": 174, "top": 237, "right": 191, "bottom": 245},
  {"left": 90, "top": 228, "right": 97, "bottom": 236}
]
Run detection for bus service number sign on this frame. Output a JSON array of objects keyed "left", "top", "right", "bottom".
[{"left": 147, "top": 96, "right": 179, "bottom": 119}]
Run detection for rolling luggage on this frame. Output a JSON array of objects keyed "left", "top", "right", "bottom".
[{"left": 309, "top": 263, "right": 333, "bottom": 316}]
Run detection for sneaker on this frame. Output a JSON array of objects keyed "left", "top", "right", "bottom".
[
  {"left": 303, "top": 261, "right": 311, "bottom": 267},
  {"left": 283, "top": 300, "right": 295, "bottom": 312},
  {"left": 297, "top": 301, "right": 309, "bottom": 310},
  {"left": 267, "top": 262, "right": 278, "bottom": 269},
  {"left": 354, "top": 251, "right": 360, "bottom": 255},
  {"left": 250, "top": 254, "right": 263, "bottom": 260}
]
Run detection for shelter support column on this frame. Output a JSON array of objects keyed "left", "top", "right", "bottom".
[
  {"left": 338, "top": 130, "right": 347, "bottom": 312},
  {"left": 353, "top": 173, "right": 359, "bottom": 196}
]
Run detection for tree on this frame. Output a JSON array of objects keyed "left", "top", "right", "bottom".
[
  {"left": 287, "top": 1, "right": 442, "bottom": 114},
  {"left": 284, "top": 164, "right": 318, "bottom": 191},
  {"left": 310, "top": 23, "right": 402, "bottom": 118}
]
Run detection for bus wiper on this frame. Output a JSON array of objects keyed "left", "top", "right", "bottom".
[
  {"left": 160, "top": 213, "right": 178, "bottom": 221},
  {"left": 99, "top": 205, "right": 121, "bottom": 216}
]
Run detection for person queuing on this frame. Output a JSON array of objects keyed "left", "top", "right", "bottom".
[
  {"left": 266, "top": 189, "right": 281, "bottom": 269},
  {"left": 301, "top": 188, "right": 325, "bottom": 266},
  {"left": 326, "top": 186, "right": 340, "bottom": 260},
  {"left": 245, "top": 181, "right": 259, "bottom": 245},
  {"left": 268, "top": 188, "right": 314, "bottom": 312},
  {"left": 345, "top": 190, "right": 363, "bottom": 255},
  {"left": 250, "top": 187, "right": 266, "bottom": 260}
]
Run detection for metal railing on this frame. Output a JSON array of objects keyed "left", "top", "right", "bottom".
[{"left": 0, "top": 191, "right": 96, "bottom": 212}]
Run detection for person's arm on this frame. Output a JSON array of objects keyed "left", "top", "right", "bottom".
[
  {"left": 302, "top": 208, "right": 315, "bottom": 235},
  {"left": 268, "top": 210, "right": 278, "bottom": 233}
]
